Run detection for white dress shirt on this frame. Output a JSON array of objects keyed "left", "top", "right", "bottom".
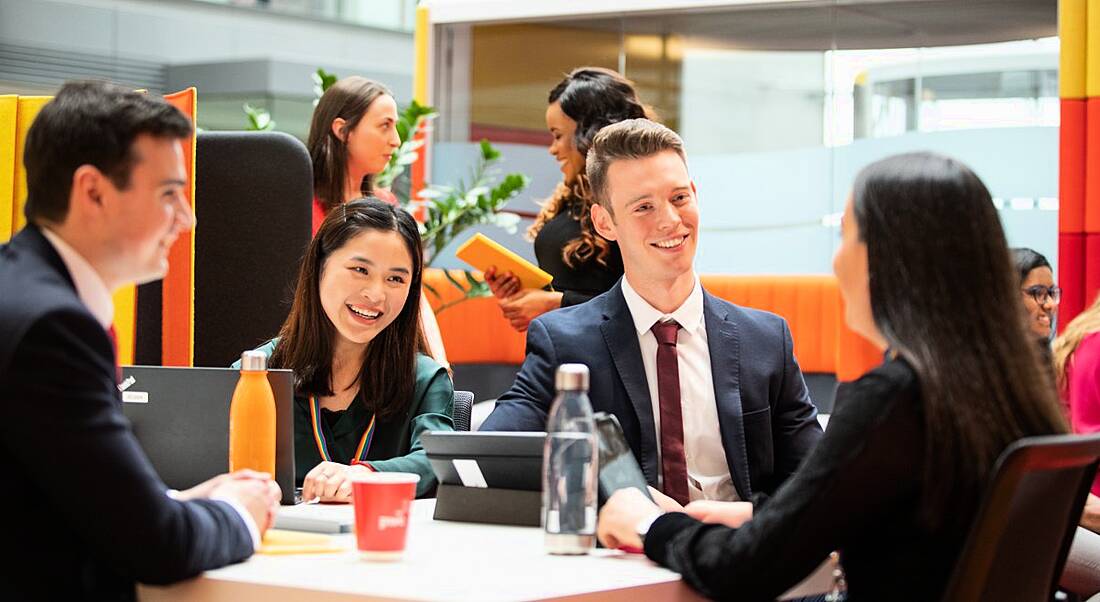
[
  {"left": 620, "top": 275, "right": 738, "bottom": 502},
  {"left": 40, "top": 226, "right": 261, "bottom": 550}
]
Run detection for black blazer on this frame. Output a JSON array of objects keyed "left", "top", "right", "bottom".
[
  {"left": 481, "top": 281, "right": 823, "bottom": 500},
  {"left": 0, "top": 226, "right": 253, "bottom": 601}
]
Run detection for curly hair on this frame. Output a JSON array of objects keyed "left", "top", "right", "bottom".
[{"left": 527, "top": 67, "right": 653, "bottom": 268}]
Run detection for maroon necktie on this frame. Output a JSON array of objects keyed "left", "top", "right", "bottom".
[{"left": 651, "top": 320, "right": 689, "bottom": 505}]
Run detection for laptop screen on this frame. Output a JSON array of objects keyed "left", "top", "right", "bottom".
[{"left": 120, "top": 366, "right": 296, "bottom": 505}]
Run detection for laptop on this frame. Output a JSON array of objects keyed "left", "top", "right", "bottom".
[{"left": 120, "top": 366, "right": 296, "bottom": 505}]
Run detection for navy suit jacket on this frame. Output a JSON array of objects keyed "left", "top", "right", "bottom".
[
  {"left": 0, "top": 226, "right": 253, "bottom": 600},
  {"left": 481, "top": 281, "right": 823, "bottom": 500}
]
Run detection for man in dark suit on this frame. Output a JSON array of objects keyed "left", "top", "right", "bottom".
[
  {"left": 0, "top": 81, "right": 280, "bottom": 600},
  {"left": 482, "top": 119, "right": 822, "bottom": 506}
]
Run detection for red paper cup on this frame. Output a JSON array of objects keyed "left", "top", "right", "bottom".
[{"left": 351, "top": 472, "right": 420, "bottom": 560}]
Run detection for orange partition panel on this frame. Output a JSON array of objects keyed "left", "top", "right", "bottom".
[
  {"left": 423, "top": 269, "right": 526, "bottom": 364},
  {"left": 1087, "top": 98, "right": 1100, "bottom": 234},
  {"left": 160, "top": 88, "right": 197, "bottom": 366},
  {"left": 1064, "top": 99, "right": 1087, "bottom": 233}
]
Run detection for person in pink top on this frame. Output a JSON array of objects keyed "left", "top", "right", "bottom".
[{"left": 1056, "top": 294, "right": 1100, "bottom": 496}]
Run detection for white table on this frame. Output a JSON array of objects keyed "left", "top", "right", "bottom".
[{"left": 139, "top": 500, "right": 833, "bottom": 601}]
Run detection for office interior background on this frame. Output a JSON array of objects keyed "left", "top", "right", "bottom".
[{"left": 0, "top": 0, "right": 1060, "bottom": 275}]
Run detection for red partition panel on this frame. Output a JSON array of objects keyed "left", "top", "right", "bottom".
[{"left": 1060, "top": 233, "right": 1087, "bottom": 333}]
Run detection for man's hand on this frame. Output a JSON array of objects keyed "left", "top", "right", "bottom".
[
  {"left": 301, "top": 461, "right": 371, "bottom": 503},
  {"left": 210, "top": 476, "right": 281, "bottom": 535},
  {"left": 175, "top": 469, "right": 270, "bottom": 501},
  {"left": 499, "top": 289, "right": 564, "bottom": 332}
]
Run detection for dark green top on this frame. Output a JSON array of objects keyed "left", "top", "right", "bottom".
[{"left": 239, "top": 340, "right": 454, "bottom": 497}]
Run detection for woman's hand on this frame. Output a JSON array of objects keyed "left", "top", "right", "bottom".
[
  {"left": 484, "top": 267, "right": 521, "bottom": 300},
  {"left": 301, "top": 461, "right": 371, "bottom": 503},
  {"left": 499, "top": 289, "right": 564, "bottom": 332},
  {"left": 1082, "top": 493, "right": 1100, "bottom": 533},
  {"left": 683, "top": 500, "right": 754, "bottom": 529},
  {"left": 597, "top": 487, "right": 663, "bottom": 550}
]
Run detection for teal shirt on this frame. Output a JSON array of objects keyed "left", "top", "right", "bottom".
[{"left": 238, "top": 340, "right": 454, "bottom": 497}]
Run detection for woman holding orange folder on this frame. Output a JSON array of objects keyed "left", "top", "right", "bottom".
[
  {"left": 239, "top": 199, "right": 454, "bottom": 501},
  {"left": 485, "top": 68, "right": 651, "bottom": 331}
]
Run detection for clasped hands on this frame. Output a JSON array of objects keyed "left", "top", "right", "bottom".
[
  {"left": 598, "top": 486, "right": 754, "bottom": 551},
  {"left": 484, "top": 267, "right": 563, "bottom": 332},
  {"left": 301, "top": 461, "right": 373, "bottom": 503},
  {"left": 177, "top": 469, "right": 282, "bottom": 536}
]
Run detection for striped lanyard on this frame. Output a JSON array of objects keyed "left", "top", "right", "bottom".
[{"left": 308, "top": 396, "right": 376, "bottom": 464}]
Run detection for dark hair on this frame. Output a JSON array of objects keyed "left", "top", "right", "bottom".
[
  {"left": 23, "top": 80, "right": 193, "bottom": 223},
  {"left": 851, "top": 152, "right": 1067, "bottom": 529},
  {"left": 529, "top": 67, "right": 652, "bottom": 268},
  {"left": 271, "top": 197, "right": 425, "bottom": 417},
  {"left": 1011, "top": 247, "right": 1052, "bottom": 284},
  {"left": 586, "top": 118, "right": 686, "bottom": 211},
  {"left": 308, "top": 77, "right": 392, "bottom": 214}
]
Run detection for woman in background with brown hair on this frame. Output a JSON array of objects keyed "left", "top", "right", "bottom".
[{"left": 485, "top": 67, "right": 650, "bottom": 331}]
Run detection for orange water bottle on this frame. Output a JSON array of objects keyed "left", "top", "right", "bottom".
[{"left": 229, "top": 351, "right": 276, "bottom": 475}]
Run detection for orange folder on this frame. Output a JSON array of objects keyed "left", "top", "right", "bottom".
[{"left": 455, "top": 233, "right": 553, "bottom": 290}]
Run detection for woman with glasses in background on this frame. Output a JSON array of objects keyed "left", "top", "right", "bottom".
[{"left": 1012, "top": 248, "right": 1060, "bottom": 365}]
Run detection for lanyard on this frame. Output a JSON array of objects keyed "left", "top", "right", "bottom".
[{"left": 308, "top": 396, "right": 376, "bottom": 464}]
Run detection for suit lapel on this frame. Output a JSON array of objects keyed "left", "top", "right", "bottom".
[
  {"left": 600, "top": 284, "right": 660, "bottom": 486},
  {"left": 703, "top": 291, "right": 752, "bottom": 499}
]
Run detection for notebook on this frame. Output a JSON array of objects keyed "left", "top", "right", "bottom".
[
  {"left": 454, "top": 233, "right": 553, "bottom": 290},
  {"left": 120, "top": 365, "right": 297, "bottom": 505}
]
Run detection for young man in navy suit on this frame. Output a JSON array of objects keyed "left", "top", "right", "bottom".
[
  {"left": 481, "top": 119, "right": 822, "bottom": 509},
  {"left": 0, "top": 81, "right": 280, "bottom": 599}
]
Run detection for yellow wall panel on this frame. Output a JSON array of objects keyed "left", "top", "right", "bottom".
[
  {"left": 112, "top": 284, "right": 136, "bottom": 365},
  {"left": 0, "top": 95, "right": 16, "bottom": 242},
  {"left": 13, "top": 96, "right": 50, "bottom": 235},
  {"left": 1062, "top": 0, "right": 1087, "bottom": 98},
  {"left": 1089, "top": 0, "right": 1100, "bottom": 96}
]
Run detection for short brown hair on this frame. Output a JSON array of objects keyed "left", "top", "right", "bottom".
[{"left": 585, "top": 118, "right": 685, "bottom": 210}]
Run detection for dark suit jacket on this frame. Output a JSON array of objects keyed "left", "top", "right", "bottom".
[
  {"left": 0, "top": 226, "right": 253, "bottom": 601},
  {"left": 481, "top": 281, "right": 823, "bottom": 500}
]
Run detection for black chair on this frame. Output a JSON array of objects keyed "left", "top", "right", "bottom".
[
  {"left": 943, "top": 433, "right": 1100, "bottom": 601},
  {"left": 190, "top": 131, "right": 312, "bottom": 367},
  {"left": 453, "top": 390, "right": 474, "bottom": 432}
]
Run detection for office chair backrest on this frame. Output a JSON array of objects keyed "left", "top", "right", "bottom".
[
  {"left": 191, "top": 131, "right": 312, "bottom": 367},
  {"left": 943, "top": 433, "right": 1100, "bottom": 602},
  {"left": 453, "top": 390, "right": 474, "bottom": 432}
]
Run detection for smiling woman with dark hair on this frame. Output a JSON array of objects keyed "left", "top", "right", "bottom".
[
  {"left": 238, "top": 198, "right": 454, "bottom": 501},
  {"left": 485, "top": 67, "right": 652, "bottom": 331},
  {"left": 598, "top": 152, "right": 1067, "bottom": 601}
]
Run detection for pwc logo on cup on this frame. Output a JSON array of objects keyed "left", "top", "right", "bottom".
[{"left": 351, "top": 472, "right": 420, "bottom": 560}]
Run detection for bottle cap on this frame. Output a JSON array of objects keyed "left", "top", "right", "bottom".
[
  {"left": 555, "top": 363, "right": 589, "bottom": 391},
  {"left": 239, "top": 351, "right": 267, "bottom": 371}
]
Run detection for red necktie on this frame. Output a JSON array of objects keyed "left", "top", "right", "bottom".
[
  {"left": 651, "top": 320, "right": 689, "bottom": 505},
  {"left": 106, "top": 324, "right": 121, "bottom": 384}
]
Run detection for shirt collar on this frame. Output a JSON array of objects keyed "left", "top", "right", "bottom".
[
  {"left": 40, "top": 227, "right": 115, "bottom": 330},
  {"left": 620, "top": 273, "right": 704, "bottom": 337}
]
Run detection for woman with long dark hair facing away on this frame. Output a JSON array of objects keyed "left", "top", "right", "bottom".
[
  {"left": 308, "top": 76, "right": 448, "bottom": 366},
  {"left": 239, "top": 199, "right": 454, "bottom": 500},
  {"left": 598, "top": 152, "right": 1067, "bottom": 600},
  {"left": 484, "top": 67, "right": 649, "bottom": 331}
]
